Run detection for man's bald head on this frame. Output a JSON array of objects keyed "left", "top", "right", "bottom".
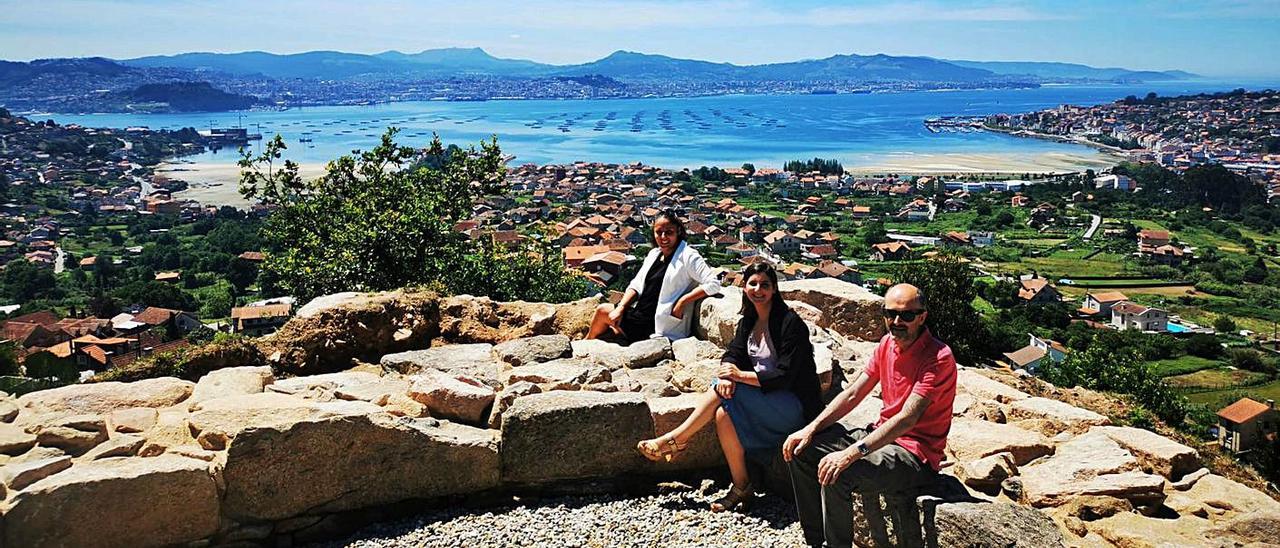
[
  {"left": 884, "top": 284, "right": 927, "bottom": 311},
  {"left": 883, "top": 283, "right": 928, "bottom": 345}
]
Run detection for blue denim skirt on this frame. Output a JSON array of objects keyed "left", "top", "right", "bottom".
[{"left": 712, "top": 378, "right": 806, "bottom": 463}]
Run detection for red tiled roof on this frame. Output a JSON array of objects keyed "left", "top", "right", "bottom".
[
  {"left": 132, "top": 307, "right": 178, "bottom": 326},
  {"left": 1218, "top": 398, "right": 1273, "bottom": 424}
]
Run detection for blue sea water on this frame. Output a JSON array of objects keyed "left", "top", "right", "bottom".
[{"left": 44, "top": 80, "right": 1277, "bottom": 169}]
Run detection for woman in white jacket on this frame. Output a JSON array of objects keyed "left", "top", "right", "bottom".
[{"left": 586, "top": 210, "right": 722, "bottom": 343}]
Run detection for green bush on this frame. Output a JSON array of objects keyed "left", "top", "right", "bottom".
[{"left": 239, "top": 131, "right": 590, "bottom": 303}]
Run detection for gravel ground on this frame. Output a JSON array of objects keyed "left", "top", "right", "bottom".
[{"left": 316, "top": 481, "right": 809, "bottom": 547}]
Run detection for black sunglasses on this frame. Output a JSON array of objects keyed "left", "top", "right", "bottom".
[{"left": 881, "top": 308, "right": 925, "bottom": 322}]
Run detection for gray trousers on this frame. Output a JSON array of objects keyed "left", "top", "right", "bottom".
[{"left": 787, "top": 424, "right": 932, "bottom": 548}]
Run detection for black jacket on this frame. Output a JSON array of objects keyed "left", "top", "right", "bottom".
[{"left": 720, "top": 301, "right": 823, "bottom": 421}]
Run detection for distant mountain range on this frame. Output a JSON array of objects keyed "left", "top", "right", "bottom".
[{"left": 117, "top": 48, "right": 1195, "bottom": 83}]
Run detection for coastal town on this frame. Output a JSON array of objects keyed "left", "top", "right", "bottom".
[
  {"left": 1, "top": 88, "right": 1279, "bottom": 487},
  {"left": 984, "top": 89, "right": 1280, "bottom": 194}
]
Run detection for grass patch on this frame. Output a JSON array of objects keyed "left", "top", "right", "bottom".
[
  {"left": 1186, "top": 379, "right": 1280, "bottom": 406},
  {"left": 1148, "top": 355, "right": 1223, "bottom": 377},
  {"left": 1165, "top": 367, "right": 1270, "bottom": 390}
]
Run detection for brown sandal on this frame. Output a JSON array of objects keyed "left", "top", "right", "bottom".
[
  {"left": 710, "top": 483, "right": 753, "bottom": 512},
  {"left": 636, "top": 434, "right": 687, "bottom": 462}
]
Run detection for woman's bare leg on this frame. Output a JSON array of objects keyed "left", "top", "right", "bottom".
[
  {"left": 715, "top": 406, "right": 750, "bottom": 489},
  {"left": 640, "top": 387, "right": 719, "bottom": 455},
  {"left": 586, "top": 303, "right": 616, "bottom": 339}
]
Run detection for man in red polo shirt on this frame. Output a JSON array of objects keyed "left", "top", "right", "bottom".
[{"left": 783, "top": 283, "right": 957, "bottom": 548}]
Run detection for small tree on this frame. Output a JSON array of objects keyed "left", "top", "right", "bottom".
[
  {"left": 1214, "top": 316, "right": 1238, "bottom": 334},
  {"left": 239, "top": 130, "right": 588, "bottom": 303},
  {"left": 892, "top": 253, "right": 990, "bottom": 365}
]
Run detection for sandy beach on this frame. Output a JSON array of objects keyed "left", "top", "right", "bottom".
[
  {"left": 156, "top": 161, "right": 329, "bottom": 208},
  {"left": 842, "top": 150, "right": 1121, "bottom": 175},
  {"left": 159, "top": 149, "right": 1120, "bottom": 208}
]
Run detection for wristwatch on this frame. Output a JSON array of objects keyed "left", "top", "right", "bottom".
[{"left": 854, "top": 441, "right": 870, "bottom": 457}]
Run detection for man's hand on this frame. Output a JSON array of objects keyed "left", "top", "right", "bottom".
[
  {"left": 671, "top": 296, "right": 687, "bottom": 320},
  {"left": 714, "top": 378, "right": 735, "bottom": 399},
  {"left": 781, "top": 425, "right": 815, "bottom": 462},
  {"left": 817, "top": 447, "right": 861, "bottom": 486}
]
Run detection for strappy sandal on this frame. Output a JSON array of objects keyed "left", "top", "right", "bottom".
[
  {"left": 710, "top": 483, "right": 753, "bottom": 513},
  {"left": 636, "top": 434, "right": 687, "bottom": 462}
]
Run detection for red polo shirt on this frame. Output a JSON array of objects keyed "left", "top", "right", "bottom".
[{"left": 865, "top": 328, "right": 957, "bottom": 471}]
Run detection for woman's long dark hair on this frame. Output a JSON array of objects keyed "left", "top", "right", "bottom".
[
  {"left": 739, "top": 262, "right": 787, "bottom": 318},
  {"left": 652, "top": 209, "right": 687, "bottom": 245}
]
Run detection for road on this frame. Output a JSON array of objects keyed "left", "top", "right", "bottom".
[{"left": 1083, "top": 214, "right": 1102, "bottom": 240}]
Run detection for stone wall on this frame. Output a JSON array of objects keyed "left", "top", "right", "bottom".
[{"left": 0, "top": 279, "right": 1276, "bottom": 547}]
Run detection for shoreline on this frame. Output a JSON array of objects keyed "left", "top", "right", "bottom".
[
  {"left": 156, "top": 160, "right": 329, "bottom": 209},
  {"left": 156, "top": 150, "right": 1119, "bottom": 207}
]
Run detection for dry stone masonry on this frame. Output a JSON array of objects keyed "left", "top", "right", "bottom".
[{"left": 0, "top": 279, "right": 1275, "bottom": 547}]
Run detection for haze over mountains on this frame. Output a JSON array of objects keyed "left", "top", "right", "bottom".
[{"left": 120, "top": 47, "right": 1193, "bottom": 83}]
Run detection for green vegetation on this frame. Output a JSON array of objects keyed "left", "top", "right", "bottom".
[{"left": 238, "top": 130, "right": 591, "bottom": 303}]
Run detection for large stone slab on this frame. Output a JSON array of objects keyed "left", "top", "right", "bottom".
[
  {"left": 5, "top": 455, "right": 220, "bottom": 547},
  {"left": 222, "top": 414, "right": 499, "bottom": 521},
  {"left": 501, "top": 391, "right": 653, "bottom": 483},
  {"left": 267, "top": 371, "right": 382, "bottom": 395},
  {"left": 504, "top": 359, "right": 611, "bottom": 389},
  {"left": 778, "top": 278, "right": 885, "bottom": 341},
  {"left": 0, "top": 422, "right": 36, "bottom": 455},
  {"left": 947, "top": 418, "right": 1054, "bottom": 466},
  {"left": 1085, "top": 512, "right": 1216, "bottom": 548},
  {"left": 407, "top": 369, "right": 496, "bottom": 425},
  {"left": 694, "top": 287, "right": 743, "bottom": 346},
  {"left": 1182, "top": 474, "right": 1280, "bottom": 515},
  {"left": 956, "top": 368, "right": 1030, "bottom": 403},
  {"left": 669, "top": 358, "right": 720, "bottom": 393},
  {"left": 492, "top": 334, "right": 572, "bottom": 366},
  {"left": 1019, "top": 431, "right": 1164, "bottom": 508},
  {"left": 187, "top": 392, "right": 382, "bottom": 450},
  {"left": 1, "top": 454, "right": 72, "bottom": 491},
  {"left": 647, "top": 393, "right": 724, "bottom": 471},
  {"left": 381, "top": 343, "right": 503, "bottom": 387},
  {"left": 1005, "top": 397, "right": 1109, "bottom": 435},
  {"left": 188, "top": 365, "right": 274, "bottom": 405},
  {"left": 930, "top": 502, "right": 1066, "bottom": 548},
  {"left": 572, "top": 338, "right": 672, "bottom": 369},
  {"left": 15, "top": 377, "right": 194, "bottom": 422},
  {"left": 1091, "top": 425, "right": 1199, "bottom": 480},
  {"left": 671, "top": 337, "right": 724, "bottom": 364}
]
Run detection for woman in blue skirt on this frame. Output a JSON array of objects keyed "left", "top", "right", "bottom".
[{"left": 638, "top": 262, "right": 821, "bottom": 512}]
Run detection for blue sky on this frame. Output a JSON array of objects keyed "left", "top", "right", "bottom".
[{"left": 2, "top": 0, "right": 1278, "bottom": 78}]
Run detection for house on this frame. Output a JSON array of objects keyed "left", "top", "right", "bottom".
[
  {"left": 764, "top": 230, "right": 801, "bottom": 255},
  {"left": 941, "top": 231, "right": 971, "bottom": 247},
  {"left": 1111, "top": 301, "right": 1168, "bottom": 332},
  {"left": 154, "top": 271, "right": 181, "bottom": 284},
  {"left": 870, "top": 242, "right": 911, "bottom": 261},
  {"left": 1094, "top": 174, "right": 1136, "bottom": 191},
  {"left": 131, "top": 307, "right": 202, "bottom": 334},
  {"left": 813, "top": 260, "right": 861, "bottom": 284},
  {"left": 1217, "top": 398, "right": 1278, "bottom": 453},
  {"left": 802, "top": 244, "right": 839, "bottom": 261},
  {"left": 230, "top": 304, "right": 292, "bottom": 337},
  {"left": 970, "top": 232, "right": 995, "bottom": 247},
  {"left": 1149, "top": 244, "right": 1190, "bottom": 266},
  {"left": 1138, "top": 229, "right": 1171, "bottom": 251},
  {"left": 850, "top": 205, "right": 872, "bottom": 220},
  {"left": 578, "top": 251, "right": 629, "bottom": 282},
  {"left": 562, "top": 245, "right": 611, "bottom": 268},
  {"left": 1078, "top": 291, "right": 1129, "bottom": 317},
  {"left": 1017, "top": 276, "right": 1061, "bottom": 304},
  {"left": 238, "top": 251, "right": 266, "bottom": 263},
  {"left": 1003, "top": 333, "right": 1070, "bottom": 374}
]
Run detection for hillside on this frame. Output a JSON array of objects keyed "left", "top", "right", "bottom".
[{"left": 2, "top": 280, "right": 1275, "bottom": 546}]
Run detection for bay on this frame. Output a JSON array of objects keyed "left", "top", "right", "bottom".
[{"left": 41, "top": 80, "right": 1277, "bottom": 206}]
